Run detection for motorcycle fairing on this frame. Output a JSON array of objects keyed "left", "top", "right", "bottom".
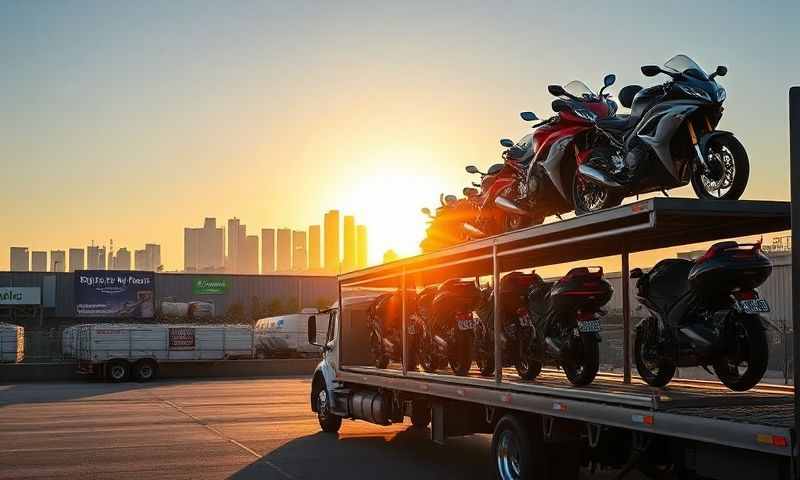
[{"left": 529, "top": 135, "right": 574, "bottom": 202}]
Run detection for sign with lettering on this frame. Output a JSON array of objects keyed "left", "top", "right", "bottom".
[
  {"left": 75, "top": 270, "right": 155, "bottom": 318},
  {"left": 0, "top": 287, "right": 41, "bottom": 305},
  {"left": 168, "top": 327, "right": 196, "bottom": 350},
  {"left": 192, "top": 278, "right": 229, "bottom": 295}
]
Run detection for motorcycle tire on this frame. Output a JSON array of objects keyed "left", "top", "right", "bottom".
[
  {"left": 515, "top": 333, "right": 542, "bottom": 381},
  {"left": 634, "top": 323, "right": 676, "bottom": 388},
  {"left": 370, "top": 331, "right": 390, "bottom": 369},
  {"left": 449, "top": 330, "right": 473, "bottom": 376},
  {"left": 419, "top": 336, "right": 440, "bottom": 373},
  {"left": 572, "top": 148, "right": 624, "bottom": 216},
  {"left": 475, "top": 324, "right": 495, "bottom": 377},
  {"left": 691, "top": 134, "right": 749, "bottom": 201},
  {"left": 713, "top": 314, "right": 768, "bottom": 392},
  {"left": 563, "top": 334, "right": 599, "bottom": 386}
]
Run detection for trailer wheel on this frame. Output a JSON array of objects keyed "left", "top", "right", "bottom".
[
  {"left": 492, "top": 414, "right": 535, "bottom": 480},
  {"left": 106, "top": 360, "right": 130, "bottom": 383},
  {"left": 314, "top": 386, "right": 342, "bottom": 433},
  {"left": 410, "top": 400, "right": 431, "bottom": 428},
  {"left": 133, "top": 360, "right": 158, "bottom": 382}
]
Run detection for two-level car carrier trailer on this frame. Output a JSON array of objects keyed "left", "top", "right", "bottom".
[{"left": 307, "top": 91, "right": 800, "bottom": 479}]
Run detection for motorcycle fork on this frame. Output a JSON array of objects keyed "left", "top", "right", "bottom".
[{"left": 687, "top": 119, "right": 711, "bottom": 172}]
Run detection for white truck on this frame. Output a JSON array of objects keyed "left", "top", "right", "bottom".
[
  {"left": 253, "top": 308, "right": 329, "bottom": 358},
  {"left": 76, "top": 323, "right": 254, "bottom": 382},
  {"left": 0, "top": 323, "right": 24, "bottom": 363}
]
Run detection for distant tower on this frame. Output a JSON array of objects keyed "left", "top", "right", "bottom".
[
  {"left": 292, "top": 230, "right": 307, "bottom": 271},
  {"left": 324, "top": 210, "right": 340, "bottom": 273},
  {"left": 261, "top": 228, "right": 275, "bottom": 273},
  {"left": 308, "top": 225, "right": 321, "bottom": 271},
  {"left": 356, "top": 224, "right": 368, "bottom": 268},
  {"left": 10, "top": 247, "right": 30, "bottom": 272},
  {"left": 276, "top": 228, "right": 292, "bottom": 271},
  {"left": 30, "top": 251, "right": 47, "bottom": 272},
  {"left": 50, "top": 250, "right": 66, "bottom": 272},
  {"left": 227, "top": 217, "right": 241, "bottom": 273},
  {"left": 342, "top": 215, "right": 356, "bottom": 272},
  {"left": 68, "top": 248, "right": 84, "bottom": 272}
]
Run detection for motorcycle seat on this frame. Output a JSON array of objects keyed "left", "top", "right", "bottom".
[{"left": 596, "top": 114, "right": 632, "bottom": 132}]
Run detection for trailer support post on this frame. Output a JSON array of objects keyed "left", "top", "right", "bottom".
[
  {"left": 401, "top": 267, "right": 408, "bottom": 376},
  {"left": 622, "top": 250, "right": 631, "bottom": 384},
  {"left": 789, "top": 86, "right": 800, "bottom": 466},
  {"left": 493, "top": 244, "right": 503, "bottom": 384}
]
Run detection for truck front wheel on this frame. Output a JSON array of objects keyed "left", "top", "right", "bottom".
[
  {"left": 315, "top": 388, "right": 342, "bottom": 433},
  {"left": 492, "top": 414, "right": 535, "bottom": 480}
]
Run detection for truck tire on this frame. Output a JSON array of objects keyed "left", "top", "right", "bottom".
[
  {"left": 315, "top": 386, "right": 342, "bottom": 433},
  {"left": 410, "top": 400, "right": 431, "bottom": 428},
  {"left": 106, "top": 360, "right": 130, "bottom": 383},
  {"left": 492, "top": 414, "right": 535, "bottom": 480},
  {"left": 133, "top": 360, "right": 158, "bottom": 382}
]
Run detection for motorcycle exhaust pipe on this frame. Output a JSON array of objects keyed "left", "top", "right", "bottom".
[
  {"left": 462, "top": 223, "right": 487, "bottom": 238},
  {"left": 433, "top": 335, "right": 448, "bottom": 351},
  {"left": 679, "top": 326, "right": 714, "bottom": 348},
  {"left": 577, "top": 164, "right": 623, "bottom": 189},
  {"left": 494, "top": 196, "right": 530, "bottom": 217}
]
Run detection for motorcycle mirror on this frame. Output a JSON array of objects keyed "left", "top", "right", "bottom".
[
  {"left": 641, "top": 65, "right": 662, "bottom": 77},
  {"left": 465, "top": 165, "right": 480, "bottom": 174},
  {"left": 629, "top": 268, "right": 644, "bottom": 279},
  {"left": 420, "top": 207, "right": 431, "bottom": 216},
  {"left": 444, "top": 194, "right": 458, "bottom": 204},
  {"left": 548, "top": 84, "right": 566, "bottom": 97},
  {"left": 603, "top": 73, "right": 616, "bottom": 87},
  {"left": 500, "top": 138, "right": 514, "bottom": 148},
  {"left": 712, "top": 65, "right": 728, "bottom": 78},
  {"left": 463, "top": 187, "right": 478, "bottom": 197},
  {"left": 520, "top": 111, "right": 538, "bottom": 122}
]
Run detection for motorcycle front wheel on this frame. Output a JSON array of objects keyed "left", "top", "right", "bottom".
[
  {"left": 691, "top": 134, "right": 749, "bottom": 201},
  {"left": 563, "top": 333, "right": 599, "bottom": 386},
  {"left": 572, "top": 167, "right": 623, "bottom": 216},
  {"left": 713, "top": 314, "right": 768, "bottom": 392},
  {"left": 634, "top": 320, "right": 676, "bottom": 388},
  {"left": 515, "top": 330, "right": 542, "bottom": 381}
]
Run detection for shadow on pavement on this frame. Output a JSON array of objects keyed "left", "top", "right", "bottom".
[{"left": 230, "top": 426, "right": 491, "bottom": 480}]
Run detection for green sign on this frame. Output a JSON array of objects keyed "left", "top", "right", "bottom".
[{"left": 192, "top": 278, "right": 229, "bottom": 294}]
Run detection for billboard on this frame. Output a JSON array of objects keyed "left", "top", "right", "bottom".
[
  {"left": 75, "top": 270, "right": 155, "bottom": 318},
  {"left": 192, "top": 278, "right": 229, "bottom": 295},
  {"left": 0, "top": 287, "right": 41, "bottom": 305}
]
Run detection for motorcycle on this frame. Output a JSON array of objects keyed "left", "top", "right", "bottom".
[
  {"left": 520, "top": 266, "right": 613, "bottom": 386},
  {"left": 475, "top": 271, "right": 544, "bottom": 379},
  {"left": 368, "top": 290, "right": 423, "bottom": 370},
  {"left": 420, "top": 194, "right": 473, "bottom": 253},
  {"left": 574, "top": 54, "right": 748, "bottom": 214},
  {"left": 493, "top": 75, "right": 619, "bottom": 221},
  {"left": 417, "top": 279, "right": 482, "bottom": 376},
  {"left": 632, "top": 241, "right": 772, "bottom": 391}
]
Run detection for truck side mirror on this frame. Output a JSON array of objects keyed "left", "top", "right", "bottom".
[
  {"left": 307, "top": 315, "right": 318, "bottom": 345},
  {"left": 629, "top": 268, "right": 643, "bottom": 279}
]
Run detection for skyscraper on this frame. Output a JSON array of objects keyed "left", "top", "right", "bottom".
[
  {"left": 324, "top": 210, "right": 340, "bottom": 273},
  {"left": 276, "top": 228, "right": 292, "bottom": 271},
  {"left": 308, "top": 225, "right": 321, "bottom": 271},
  {"left": 356, "top": 224, "right": 368, "bottom": 268},
  {"left": 227, "top": 217, "right": 242, "bottom": 273},
  {"left": 184, "top": 218, "right": 224, "bottom": 272},
  {"left": 115, "top": 248, "right": 132, "bottom": 270},
  {"left": 134, "top": 249, "right": 148, "bottom": 270},
  {"left": 50, "top": 250, "right": 66, "bottom": 272},
  {"left": 31, "top": 251, "right": 47, "bottom": 272},
  {"left": 145, "top": 244, "right": 161, "bottom": 271},
  {"left": 261, "top": 228, "right": 275, "bottom": 273},
  {"left": 342, "top": 215, "right": 356, "bottom": 272},
  {"left": 98, "top": 247, "right": 106, "bottom": 270},
  {"left": 68, "top": 248, "right": 84, "bottom": 272},
  {"left": 292, "top": 230, "right": 307, "bottom": 271},
  {"left": 184, "top": 227, "right": 200, "bottom": 271},
  {"left": 86, "top": 245, "right": 102, "bottom": 269},
  {"left": 239, "top": 235, "right": 258, "bottom": 274},
  {"left": 10, "top": 247, "right": 29, "bottom": 271}
]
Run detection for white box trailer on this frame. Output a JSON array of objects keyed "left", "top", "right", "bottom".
[
  {"left": 253, "top": 308, "right": 329, "bottom": 358},
  {"left": 77, "top": 323, "right": 254, "bottom": 382},
  {"left": 0, "top": 323, "right": 24, "bottom": 363}
]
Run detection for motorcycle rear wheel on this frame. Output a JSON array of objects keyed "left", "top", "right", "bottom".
[
  {"left": 691, "top": 134, "right": 749, "bottom": 201},
  {"left": 449, "top": 330, "right": 473, "bottom": 376},
  {"left": 572, "top": 151, "right": 623, "bottom": 215},
  {"left": 515, "top": 332, "right": 542, "bottom": 381},
  {"left": 563, "top": 334, "right": 599, "bottom": 386},
  {"left": 713, "top": 315, "right": 768, "bottom": 392}
]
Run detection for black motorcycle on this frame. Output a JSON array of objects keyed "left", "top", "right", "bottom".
[
  {"left": 574, "top": 54, "right": 749, "bottom": 214},
  {"left": 368, "top": 290, "right": 422, "bottom": 370},
  {"left": 632, "top": 241, "right": 772, "bottom": 391},
  {"left": 520, "top": 267, "right": 613, "bottom": 386},
  {"left": 417, "top": 279, "right": 482, "bottom": 376},
  {"left": 475, "top": 272, "right": 544, "bottom": 380}
]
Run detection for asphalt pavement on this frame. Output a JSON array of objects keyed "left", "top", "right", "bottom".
[{"left": 0, "top": 378, "right": 639, "bottom": 479}]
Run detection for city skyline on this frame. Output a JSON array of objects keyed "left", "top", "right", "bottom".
[{"left": 8, "top": 242, "right": 162, "bottom": 273}]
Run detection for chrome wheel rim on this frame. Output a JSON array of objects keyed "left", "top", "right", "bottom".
[
  {"left": 139, "top": 365, "right": 153, "bottom": 379},
  {"left": 496, "top": 429, "right": 522, "bottom": 480},
  {"left": 576, "top": 176, "right": 608, "bottom": 212},
  {"left": 701, "top": 146, "right": 735, "bottom": 198},
  {"left": 110, "top": 365, "right": 125, "bottom": 380},
  {"left": 317, "top": 389, "right": 329, "bottom": 420}
]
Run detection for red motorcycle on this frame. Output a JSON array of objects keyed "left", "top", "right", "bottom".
[{"left": 494, "top": 75, "right": 619, "bottom": 222}]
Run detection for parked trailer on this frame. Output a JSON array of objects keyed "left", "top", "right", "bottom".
[
  {"left": 254, "top": 309, "right": 329, "bottom": 358},
  {"left": 76, "top": 323, "right": 254, "bottom": 382},
  {"left": 0, "top": 323, "right": 24, "bottom": 363},
  {"left": 308, "top": 198, "right": 798, "bottom": 479}
]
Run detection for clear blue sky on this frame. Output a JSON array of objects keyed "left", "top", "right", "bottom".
[{"left": 1, "top": 1, "right": 798, "bottom": 269}]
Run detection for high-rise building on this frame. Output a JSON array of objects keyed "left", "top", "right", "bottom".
[
  {"left": 324, "top": 210, "right": 340, "bottom": 273},
  {"left": 356, "top": 224, "right": 368, "bottom": 268},
  {"left": 68, "top": 248, "right": 84, "bottom": 272},
  {"left": 86, "top": 245, "right": 102, "bottom": 270},
  {"left": 227, "top": 217, "right": 242, "bottom": 273},
  {"left": 241, "top": 235, "right": 259, "bottom": 274},
  {"left": 292, "top": 230, "right": 307, "bottom": 271},
  {"left": 10, "top": 247, "right": 30, "bottom": 272},
  {"left": 134, "top": 249, "right": 148, "bottom": 271},
  {"left": 98, "top": 247, "right": 106, "bottom": 270},
  {"left": 342, "top": 215, "right": 356, "bottom": 272},
  {"left": 308, "top": 225, "right": 321, "bottom": 271},
  {"left": 50, "top": 250, "right": 66, "bottom": 272},
  {"left": 31, "top": 251, "right": 47, "bottom": 272},
  {"left": 145, "top": 244, "right": 161, "bottom": 271},
  {"left": 276, "top": 228, "right": 292, "bottom": 271},
  {"left": 261, "top": 228, "right": 275, "bottom": 273},
  {"left": 184, "top": 218, "right": 224, "bottom": 272},
  {"left": 115, "top": 248, "right": 132, "bottom": 270}
]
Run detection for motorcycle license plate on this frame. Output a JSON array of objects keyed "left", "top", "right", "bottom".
[
  {"left": 577, "top": 319, "right": 601, "bottom": 333},
  {"left": 406, "top": 323, "right": 416, "bottom": 335},
  {"left": 457, "top": 313, "right": 478, "bottom": 331},
  {"left": 736, "top": 298, "right": 770, "bottom": 314},
  {"left": 518, "top": 313, "right": 533, "bottom": 327}
]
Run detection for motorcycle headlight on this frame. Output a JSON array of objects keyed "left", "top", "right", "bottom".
[
  {"left": 716, "top": 86, "right": 726, "bottom": 103},
  {"left": 573, "top": 107, "right": 597, "bottom": 122},
  {"left": 677, "top": 84, "right": 712, "bottom": 102}
]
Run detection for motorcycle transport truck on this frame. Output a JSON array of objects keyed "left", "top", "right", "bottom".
[{"left": 306, "top": 197, "right": 798, "bottom": 480}]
